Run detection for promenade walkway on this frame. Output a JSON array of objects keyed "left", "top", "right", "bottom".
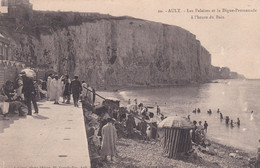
[{"left": 0, "top": 100, "right": 90, "bottom": 168}]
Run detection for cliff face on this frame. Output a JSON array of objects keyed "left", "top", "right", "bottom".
[{"left": 2, "top": 13, "right": 212, "bottom": 88}]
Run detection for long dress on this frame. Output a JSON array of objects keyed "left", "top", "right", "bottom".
[
  {"left": 16, "top": 79, "right": 24, "bottom": 100},
  {"left": 47, "top": 77, "right": 52, "bottom": 99},
  {"left": 58, "top": 78, "right": 64, "bottom": 97},
  {"left": 63, "top": 79, "right": 70, "bottom": 98},
  {"left": 81, "top": 83, "right": 88, "bottom": 98},
  {"left": 86, "top": 86, "right": 93, "bottom": 104},
  {"left": 49, "top": 78, "right": 56, "bottom": 100},
  {"left": 101, "top": 123, "right": 117, "bottom": 156},
  {"left": 0, "top": 96, "right": 9, "bottom": 115},
  {"left": 149, "top": 117, "right": 158, "bottom": 139},
  {"left": 126, "top": 115, "right": 136, "bottom": 136},
  {"left": 52, "top": 78, "right": 64, "bottom": 102},
  {"left": 140, "top": 120, "right": 147, "bottom": 139}
]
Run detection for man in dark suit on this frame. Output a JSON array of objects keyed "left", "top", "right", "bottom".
[
  {"left": 70, "top": 75, "right": 82, "bottom": 107},
  {"left": 22, "top": 75, "right": 38, "bottom": 115}
]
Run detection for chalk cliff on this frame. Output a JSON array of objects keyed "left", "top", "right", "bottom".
[{"left": 1, "top": 12, "right": 212, "bottom": 88}]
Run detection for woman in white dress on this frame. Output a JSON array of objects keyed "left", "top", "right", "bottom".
[{"left": 52, "top": 75, "right": 64, "bottom": 104}]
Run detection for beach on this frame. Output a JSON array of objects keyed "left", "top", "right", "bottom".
[
  {"left": 96, "top": 79, "right": 260, "bottom": 153},
  {"left": 99, "top": 137, "right": 254, "bottom": 168},
  {"left": 88, "top": 80, "right": 259, "bottom": 167}
]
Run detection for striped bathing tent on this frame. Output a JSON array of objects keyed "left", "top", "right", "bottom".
[{"left": 158, "top": 116, "right": 194, "bottom": 159}]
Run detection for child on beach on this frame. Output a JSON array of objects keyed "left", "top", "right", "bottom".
[
  {"left": 157, "top": 105, "right": 161, "bottom": 115},
  {"left": 230, "top": 120, "right": 234, "bottom": 127},
  {"left": 204, "top": 121, "right": 208, "bottom": 133},
  {"left": 237, "top": 118, "right": 240, "bottom": 126},
  {"left": 220, "top": 112, "right": 223, "bottom": 119}
]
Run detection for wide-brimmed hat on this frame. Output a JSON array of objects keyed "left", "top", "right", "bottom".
[{"left": 19, "top": 71, "right": 26, "bottom": 76}]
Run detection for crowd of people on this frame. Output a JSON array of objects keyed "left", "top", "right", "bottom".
[
  {"left": 215, "top": 108, "right": 241, "bottom": 127},
  {"left": 0, "top": 72, "right": 44, "bottom": 117},
  {"left": 188, "top": 107, "right": 245, "bottom": 146},
  {"left": 46, "top": 74, "right": 95, "bottom": 107},
  {"left": 85, "top": 97, "right": 167, "bottom": 163},
  {"left": 190, "top": 108, "right": 241, "bottom": 129},
  {"left": 189, "top": 107, "right": 260, "bottom": 167},
  {"left": 2, "top": 73, "right": 260, "bottom": 167},
  {"left": 46, "top": 74, "right": 94, "bottom": 106},
  {"left": 190, "top": 120, "right": 208, "bottom": 146},
  {"left": 0, "top": 72, "right": 96, "bottom": 119}
]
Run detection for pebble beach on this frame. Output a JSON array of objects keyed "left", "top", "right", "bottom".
[
  {"left": 90, "top": 87, "right": 258, "bottom": 168},
  {"left": 99, "top": 137, "right": 255, "bottom": 168}
]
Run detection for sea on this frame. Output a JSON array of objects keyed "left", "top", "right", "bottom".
[{"left": 96, "top": 79, "right": 260, "bottom": 153}]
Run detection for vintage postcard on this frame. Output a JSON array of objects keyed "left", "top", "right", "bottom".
[{"left": 0, "top": 0, "right": 259, "bottom": 167}]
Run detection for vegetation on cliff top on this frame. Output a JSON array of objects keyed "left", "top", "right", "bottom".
[{"left": 1, "top": 10, "right": 140, "bottom": 39}]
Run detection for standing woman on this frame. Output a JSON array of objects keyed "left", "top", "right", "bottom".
[
  {"left": 54, "top": 75, "right": 64, "bottom": 104},
  {"left": 47, "top": 74, "right": 52, "bottom": 100},
  {"left": 16, "top": 75, "right": 24, "bottom": 101},
  {"left": 52, "top": 75, "right": 59, "bottom": 104},
  {"left": 62, "top": 75, "right": 71, "bottom": 104},
  {"left": 49, "top": 75, "right": 56, "bottom": 101},
  {"left": 81, "top": 81, "right": 88, "bottom": 100},
  {"left": 101, "top": 118, "right": 117, "bottom": 161},
  {"left": 86, "top": 85, "right": 93, "bottom": 104}
]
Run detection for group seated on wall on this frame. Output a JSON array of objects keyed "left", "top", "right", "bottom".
[{"left": 0, "top": 79, "right": 47, "bottom": 118}]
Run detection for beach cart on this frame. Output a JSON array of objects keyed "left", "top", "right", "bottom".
[{"left": 158, "top": 115, "right": 194, "bottom": 159}]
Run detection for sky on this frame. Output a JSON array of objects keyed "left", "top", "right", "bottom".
[{"left": 2, "top": 0, "right": 260, "bottom": 78}]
